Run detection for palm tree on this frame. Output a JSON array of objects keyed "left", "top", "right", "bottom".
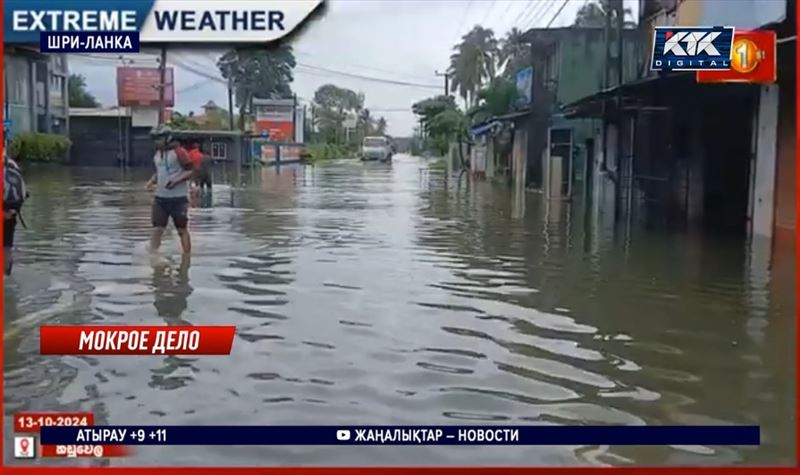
[
  {"left": 573, "top": 0, "right": 635, "bottom": 28},
  {"left": 498, "top": 27, "right": 530, "bottom": 79},
  {"left": 448, "top": 26, "right": 499, "bottom": 109}
]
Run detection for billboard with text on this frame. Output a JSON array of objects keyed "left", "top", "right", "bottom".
[{"left": 117, "top": 67, "right": 174, "bottom": 107}]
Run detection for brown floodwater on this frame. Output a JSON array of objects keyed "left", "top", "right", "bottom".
[{"left": 3, "top": 156, "right": 795, "bottom": 466}]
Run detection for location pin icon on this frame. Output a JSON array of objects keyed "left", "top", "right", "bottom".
[{"left": 19, "top": 438, "right": 29, "bottom": 454}]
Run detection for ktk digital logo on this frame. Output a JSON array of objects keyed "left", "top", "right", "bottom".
[{"left": 651, "top": 26, "right": 734, "bottom": 71}]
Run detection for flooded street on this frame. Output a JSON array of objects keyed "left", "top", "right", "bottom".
[{"left": 3, "top": 156, "right": 795, "bottom": 466}]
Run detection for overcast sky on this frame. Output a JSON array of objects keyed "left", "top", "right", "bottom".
[{"left": 70, "top": 0, "right": 639, "bottom": 137}]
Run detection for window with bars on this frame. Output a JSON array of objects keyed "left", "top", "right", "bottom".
[{"left": 211, "top": 142, "right": 227, "bottom": 160}]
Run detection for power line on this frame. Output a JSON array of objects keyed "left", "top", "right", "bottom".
[
  {"left": 451, "top": 0, "right": 474, "bottom": 46},
  {"left": 526, "top": 0, "right": 558, "bottom": 28},
  {"left": 497, "top": 1, "right": 520, "bottom": 30},
  {"left": 294, "top": 50, "right": 436, "bottom": 83},
  {"left": 545, "top": 0, "right": 572, "bottom": 28},
  {"left": 177, "top": 78, "right": 217, "bottom": 94},
  {"left": 483, "top": 0, "right": 499, "bottom": 27},
  {"left": 512, "top": 1, "right": 540, "bottom": 30},
  {"left": 295, "top": 63, "right": 441, "bottom": 89}
]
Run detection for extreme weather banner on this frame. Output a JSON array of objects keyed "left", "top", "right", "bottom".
[{"left": 4, "top": 0, "right": 323, "bottom": 45}]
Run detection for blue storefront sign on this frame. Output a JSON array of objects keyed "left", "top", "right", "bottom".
[{"left": 515, "top": 66, "right": 533, "bottom": 108}]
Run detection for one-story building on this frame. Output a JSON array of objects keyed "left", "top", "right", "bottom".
[
  {"left": 70, "top": 107, "right": 246, "bottom": 167},
  {"left": 564, "top": 0, "right": 795, "bottom": 257}
]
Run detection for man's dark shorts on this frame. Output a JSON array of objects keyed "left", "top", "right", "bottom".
[
  {"left": 152, "top": 197, "right": 189, "bottom": 229},
  {"left": 4, "top": 216, "right": 16, "bottom": 248},
  {"left": 194, "top": 171, "right": 212, "bottom": 189}
]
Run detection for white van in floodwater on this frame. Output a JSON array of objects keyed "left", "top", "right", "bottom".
[{"left": 360, "top": 136, "right": 393, "bottom": 162}]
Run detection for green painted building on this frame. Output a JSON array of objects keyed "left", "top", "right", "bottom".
[{"left": 517, "top": 27, "right": 642, "bottom": 191}]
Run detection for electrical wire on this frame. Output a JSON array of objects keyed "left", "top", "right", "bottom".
[
  {"left": 295, "top": 63, "right": 441, "bottom": 89},
  {"left": 497, "top": 0, "right": 520, "bottom": 30},
  {"left": 545, "top": 0, "right": 572, "bottom": 28},
  {"left": 451, "top": 0, "right": 474, "bottom": 46},
  {"left": 524, "top": 0, "right": 557, "bottom": 28},
  {"left": 294, "top": 50, "right": 436, "bottom": 83},
  {"left": 511, "top": 1, "right": 540, "bottom": 30}
]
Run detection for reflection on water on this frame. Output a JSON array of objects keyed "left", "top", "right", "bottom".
[{"left": 3, "top": 157, "right": 795, "bottom": 466}]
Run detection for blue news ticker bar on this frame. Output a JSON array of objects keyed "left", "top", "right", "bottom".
[
  {"left": 39, "top": 425, "right": 760, "bottom": 446},
  {"left": 39, "top": 32, "right": 140, "bottom": 53}
]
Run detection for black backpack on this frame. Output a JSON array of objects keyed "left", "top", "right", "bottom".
[{"left": 4, "top": 156, "right": 27, "bottom": 212}]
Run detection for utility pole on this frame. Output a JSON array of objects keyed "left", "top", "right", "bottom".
[
  {"left": 292, "top": 93, "right": 298, "bottom": 143},
  {"left": 613, "top": 0, "right": 625, "bottom": 223},
  {"left": 435, "top": 70, "right": 450, "bottom": 96},
  {"left": 118, "top": 55, "right": 133, "bottom": 167},
  {"left": 227, "top": 74, "right": 234, "bottom": 131},
  {"left": 158, "top": 45, "right": 167, "bottom": 126}
]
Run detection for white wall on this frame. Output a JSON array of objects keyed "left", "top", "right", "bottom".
[
  {"left": 131, "top": 107, "right": 159, "bottom": 128},
  {"left": 699, "top": 0, "right": 786, "bottom": 29},
  {"left": 749, "top": 85, "right": 779, "bottom": 238}
]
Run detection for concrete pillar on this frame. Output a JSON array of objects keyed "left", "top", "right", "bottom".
[
  {"left": 687, "top": 109, "right": 705, "bottom": 226},
  {"left": 486, "top": 139, "right": 495, "bottom": 179},
  {"left": 513, "top": 128, "right": 528, "bottom": 188},
  {"left": 749, "top": 84, "right": 779, "bottom": 239},
  {"left": 28, "top": 58, "right": 36, "bottom": 132},
  {"left": 549, "top": 155, "right": 564, "bottom": 199}
]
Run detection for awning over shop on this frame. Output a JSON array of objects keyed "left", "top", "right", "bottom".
[
  {"left": 470, "top": 121, "right": 500, "bottom": 138},
  {"left": 494, "top": 109, "right": 532, "bottom": 122},
  {"left": 470, "top": 109, "right": 532, "bottom": 138},
  {"left": 561, "top": 72, "right": 694, "bottom": 119}
]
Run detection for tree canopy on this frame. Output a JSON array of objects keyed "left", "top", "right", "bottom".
[
  {"left": 573, "top": 0, "right": 635, "bottom": 28},
  {"left": 312, "top": 84, "right": 363, "bottom": 143},
  {"left": 468, "top": 78, "right": 519, "bottom": 125},
  {"left": 68, "top": 74, "right": 100, "bottom": 108},
  {"left": 412, "top": 95, "right": 466, "bottom": 156},
  {"left": 218, "top": 45, "right": 296, "bottom": 129},
  {"left": 448, "top": 26, "right": 499, "bottom": 109}
]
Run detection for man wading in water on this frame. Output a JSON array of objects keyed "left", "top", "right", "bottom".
[{"left": 145, "top": 128, "right": 195, "bottom": 255}]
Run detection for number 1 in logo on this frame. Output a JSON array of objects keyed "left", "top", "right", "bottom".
[{"left": 732, "top": 38, "right": 761, "bottom": 74}]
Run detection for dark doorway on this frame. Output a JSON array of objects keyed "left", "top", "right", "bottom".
[{"left": 701, "top": 86, "right": 756, "bottom": 234}]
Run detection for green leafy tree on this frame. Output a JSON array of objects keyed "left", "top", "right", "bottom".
[
  {"left": 218, "top": 45, "right": 296, "bottom": 130},
  {"left": 198, "top": 107, "right": 230, "bottom": 130},
  {"left": 312, "top": 84, "right": 364, "bottom": 144},
  {"left": 469, "top": 78, "right": 518, "bottom": 123},
  {"left": 449, "top": 26, "right": 499, "bottom": 108},
  {"left": 168, "top": 111, "right": 199, "bottom": 130},
  {"left": 412, "top": 95, "right": 467, "bottom": 162},
  {"left": 573, "top": 0, "right": 635, "bottom": 27},
  {"left": 68, "top": 74, "right": 100, "bottom": 107}
]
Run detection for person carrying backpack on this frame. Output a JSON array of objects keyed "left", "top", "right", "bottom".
[{"left": 4, "top": 148, "right": 28, "bottom": 276}]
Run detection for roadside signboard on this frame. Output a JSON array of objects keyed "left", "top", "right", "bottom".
[
  {"left": 117, "top": 67, "right": 175, "bottom": 107},
  {"left": 515, "top": 66, "right": 533, "bottom": 108}
]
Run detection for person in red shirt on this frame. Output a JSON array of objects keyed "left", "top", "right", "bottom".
[
  {"left": 188, "top": 141, "right": 203, "bottom": 169},
  {"left": 188, "top": 141, "right": 212, "bottom": 191}
]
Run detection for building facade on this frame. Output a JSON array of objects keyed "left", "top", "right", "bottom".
[
  {"left": 565, "top": 0, "right": 794, "bottom": 259},
  {"left": 511, "top": 27, "right": 640, "bottom": 194},
  {"left": 4, "top": 48, "right": 69, "bottom": 136}
]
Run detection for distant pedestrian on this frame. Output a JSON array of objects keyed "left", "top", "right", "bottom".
[
  {"left": 145, "top": 127, "right": 195, "bottom": 255},
  {"left": 3, "top": 148, "right": 28, "bottom": 276},
  {"left": 193, "top": 143, "right": 213, "bottom": 191}
]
